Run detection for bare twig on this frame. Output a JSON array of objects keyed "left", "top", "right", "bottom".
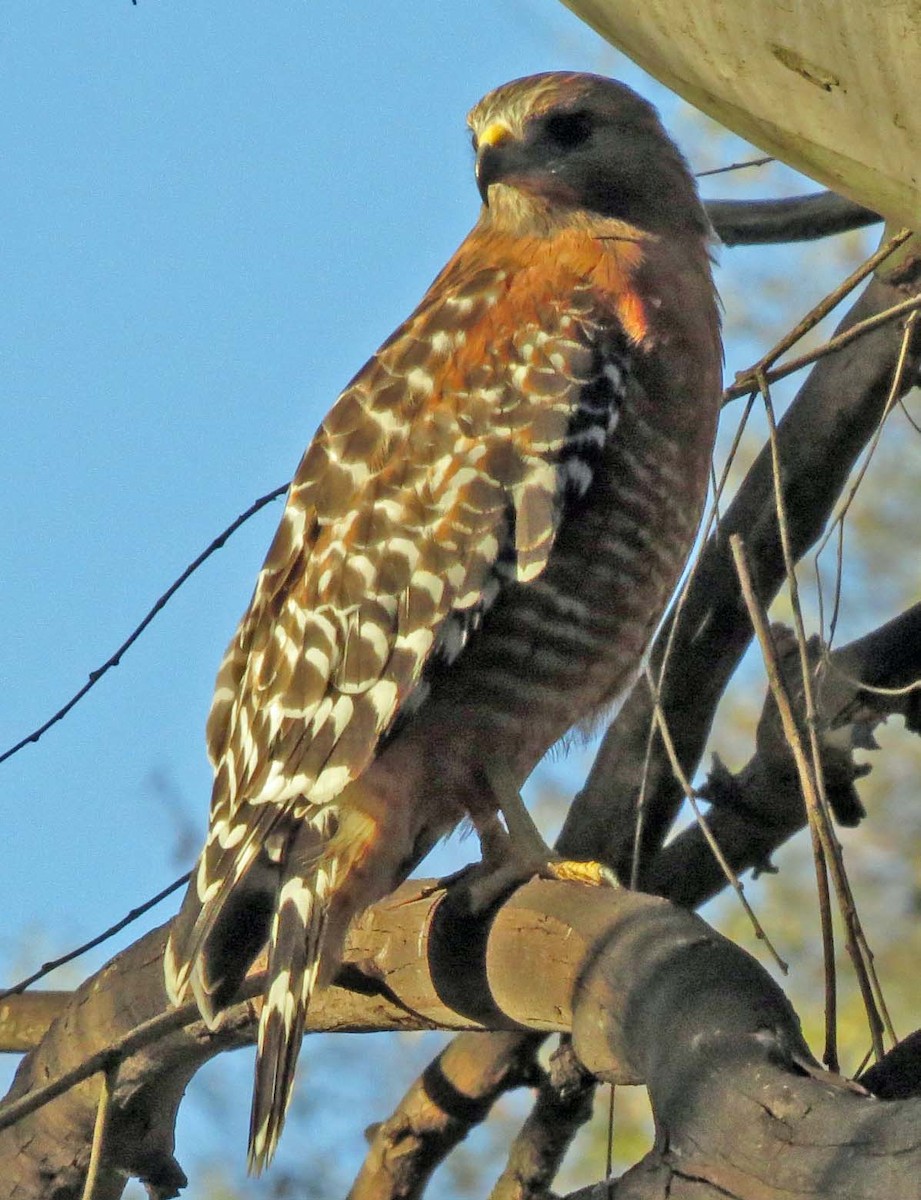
[
  {"left": 0, "top": 483, "right": 288, "bottom": 769},
  {"left": 761, "top": 367, "right": 897, "bottom": 1056},
  {"left": 0, "top": 1002, "right": 197, "bottom": 1136},
  {"left": 0, "top": 873, "right": 189, "bottom": 1002},
  {"left": 628, "top": 391, "right": 758, "bottom": 889},
  {"left": 814, "top": 309, "right": 920, "bottom": 646},
  {"left": 729, "top": 532, "right": 893, "bottom": 1068},
  {"left": 725, "top": 291, "right": 921, "bottom": 401},
  {"left": 645, "top": 600, "right": 921, "bottom": 906},
  {"left": 730, "top": 534, "right": 839, "bottom": 1065},
  {"left": 696, "top": 155, "right": 773, "bottom": 178},
  {"left": 647, "top": 669, "right": 788, "bottom": 974},
  {"left": 731, "top": 228, "right": 912, "bottom": 385},
  {"left": 898, "top": 393, "right": 921, "bottom": 435},
  {"left": 80, "top": 1065, "right": 115, "bottom": 1200}
]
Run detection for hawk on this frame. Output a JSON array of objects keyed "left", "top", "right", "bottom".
[{"left": 165, "top": 71, "right": 722, "bottom": 1171}]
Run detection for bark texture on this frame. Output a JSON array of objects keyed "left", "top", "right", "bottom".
[{"left": 3, "top": 880, "right": 921, "bottom": 1199}]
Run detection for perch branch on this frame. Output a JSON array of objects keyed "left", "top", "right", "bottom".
[{"left": 3, "top": 880, "right": 921, "bottom": 1198}]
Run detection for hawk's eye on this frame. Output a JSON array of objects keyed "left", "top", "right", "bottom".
[{"left": 543, "top": 111, "right": 593, "bottom": 149}]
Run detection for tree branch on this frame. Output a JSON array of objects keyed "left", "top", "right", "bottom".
[
  {"left": 4, "top": 880, "right": 921, "bottom": 1198},
  {"left": 646, "top": 603, "right": 921, "bottom": 907},
  {"left": 705, "top": 192, "right": 881, "bottom": 247},
  {"left": 488, "top": 1038, "right": 596, "bottom": 1200},
  {"left": 348, "top": 1031, "right": 542, "bottom": 1200}
]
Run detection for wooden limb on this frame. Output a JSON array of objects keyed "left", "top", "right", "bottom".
[
  {"left": 645, "top": 602, "right": 921, "bottom": 906},
  {"left": 0, "top": 989, "right": 72, "bottom": 1053},
  {"left": 4, "top": 880, "right": 921, "bottom": 1197},
  {"left": 348, "top": 1031, "right": 542, "bottom": 1200},
  {"left": 861, "top": 1031, "right": 921, "bottom": 1100},
  {"left": 0, "top": 923, "right": 436, "bottom": 1200},
  {"left": 488, "top": 1038, "right": 596, "bottom": 1200},
  {"left": 705, "top": 192, "right": 881, "bottom": 247}
]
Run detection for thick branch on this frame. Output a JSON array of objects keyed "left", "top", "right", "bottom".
[
  {"left": 348, "top": 1031, "right": 542, "bottom": 1200},
  {"left": 647, "top": 604, "right": 921, "bottom": 906},
  {"left": 488, "top": 1038, "right": 596, "bottom": 1200},
  {"left": 705, "top": 192, "right": 881, "bottom": 247},
  {"left": 3, "top": 880, "right": 921, "bottom": 1199}
]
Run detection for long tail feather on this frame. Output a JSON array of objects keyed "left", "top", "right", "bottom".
[{"left": 247, "top": 866, "right": 332, "bottom": 1172}]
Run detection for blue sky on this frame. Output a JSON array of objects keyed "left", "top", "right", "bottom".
[
  {"left": 1, "top": 2, "right": 882, "bottom": 1194},
  {"left": 3, "top": 1, "right": 635, "bottom": 966}
]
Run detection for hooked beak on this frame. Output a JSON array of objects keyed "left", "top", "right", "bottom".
[{"left": 475, "top": 121, "right": 513, "bottom": 204}]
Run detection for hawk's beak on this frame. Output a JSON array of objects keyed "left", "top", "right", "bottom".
[{"left": 475, "top": 121, "right": 513, "bottom": 204}]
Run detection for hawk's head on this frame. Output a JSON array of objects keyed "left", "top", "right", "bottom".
[{"left": 468, "top": 72, "right": 708, "bottom": 238}]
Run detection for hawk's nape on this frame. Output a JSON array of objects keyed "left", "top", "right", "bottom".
[{"left": 164, "top": 71, "right": 722, "bottom": 1173}]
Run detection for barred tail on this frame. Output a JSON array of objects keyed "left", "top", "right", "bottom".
[
  {"left": 167, "top": 796, "right": 385, "bottom": 1172},
  {"left": 247, "top": 866, "right": 332, "bottom": 1172},
  {"left": 247, "top": 803, "right": 386, "bottom": 1171}
]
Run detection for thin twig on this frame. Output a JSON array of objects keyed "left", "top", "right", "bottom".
[
  {"left": 0, "top": 483, "right": 288, "bottom": 769},
  {"left": 743, "top": 228, "right": 912, "bottom": 374},
  {"left": 628, "top": 392, "right": 757, "bottom": 887},
  {"left": 0, "top": 987, "right": 225, "bottom": 1136},
  {"left": 725, "top": 291, "right": 921, "bottom": 402},
  {"left": 765, "top": 368, "right": 896, "bottom": 1052},
  {"left": 758, "top": 373, "right": 847, "bottom": 1065},
  {"left": 605, "top": 1083, "right": 615, "bottom": 1198},
  {"left": 731, "top": 494, "right": 896, "bottom": 1068},
  {"left": 730, "top": 533, "right": 839, "bottom": 1067},
  {"left": 696, "top": 156, "right": 773, "bottom": 178},
  {"left": 0, "top": 872, "right": 190, "bottom": 1002},
  {"left": 898, "top": 395, "right": 921, "bottom": 435},
  {"left": 819, "top": 659, "right": 921, "bottom": 701},
  {"left": 0, "top": 1010, "right": 183, "bottom": 1135},
  {"left": 647, "top": 670, "right": 788, "bottom": 974},
  {"left": 80, "top": 1064, "right": 115, "bottom": 1200},
  {"left": 813, "top": 310, "right": 919, "bottom": 646}
]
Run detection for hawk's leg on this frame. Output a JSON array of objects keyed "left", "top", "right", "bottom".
[{"left": 458, "top": 758, "right": 618, "bottom": 913}]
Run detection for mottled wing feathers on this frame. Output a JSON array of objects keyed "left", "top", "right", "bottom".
[
  {"left": 167, "top": 233, "right": 637, "bottom": 1036},
  {"left": 203, "top": 250, "right": 622, "bottom": 831}
]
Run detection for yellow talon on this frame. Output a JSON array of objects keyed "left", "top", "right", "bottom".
[{"left": 543, "top": 859, "right": 619, "bottom": 889}]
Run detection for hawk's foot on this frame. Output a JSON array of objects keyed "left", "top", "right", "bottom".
[{"left": 542, "top": 858, "right": 619, "bottom": 888}]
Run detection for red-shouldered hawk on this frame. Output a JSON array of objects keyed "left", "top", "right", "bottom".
[{"left": 165, "top": 71, "right": 722, "bottom": 1172}]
